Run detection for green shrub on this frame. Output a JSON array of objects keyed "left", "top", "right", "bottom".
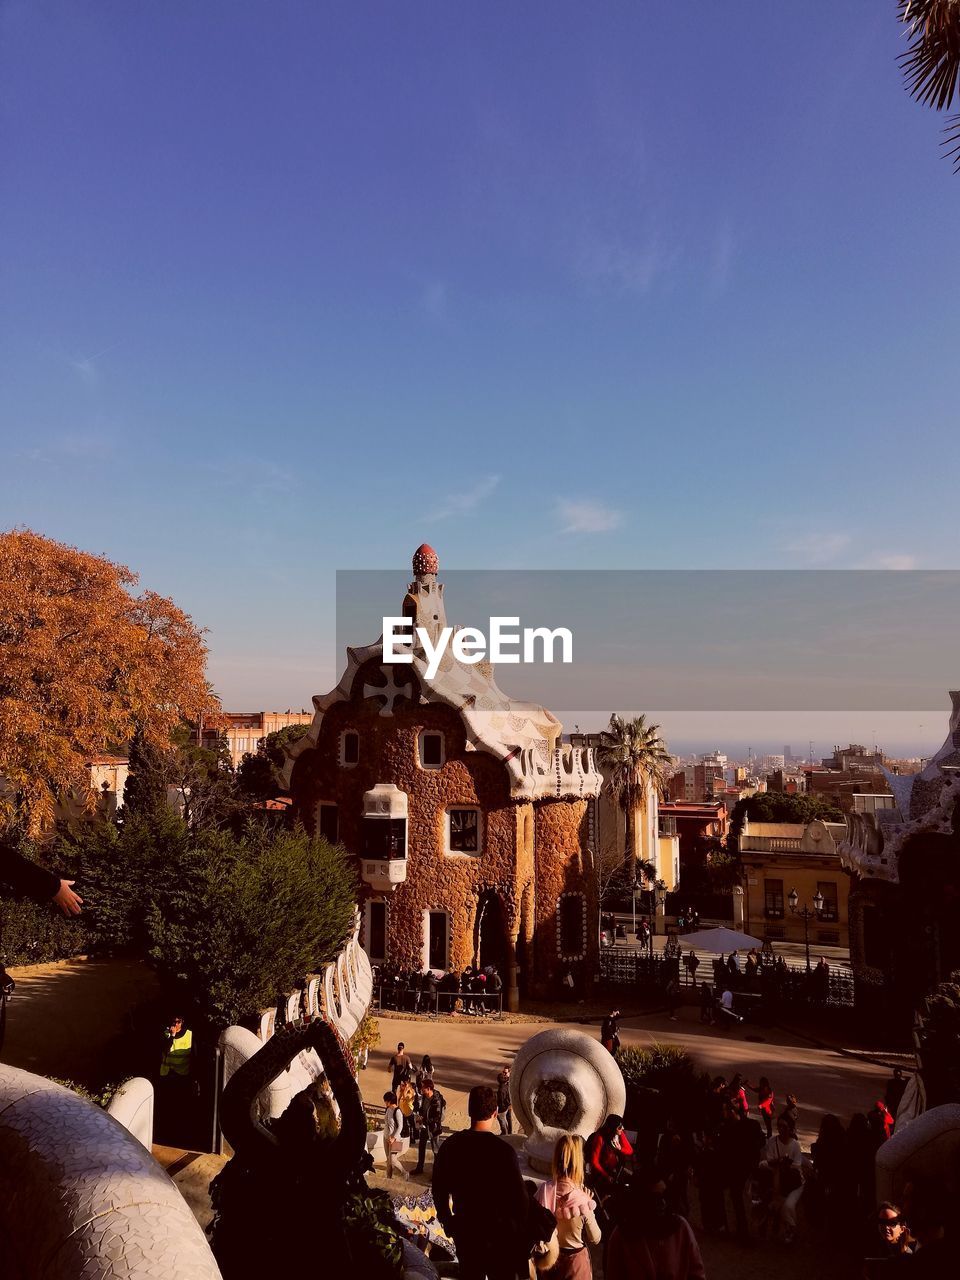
[
  {"left": 62, "top": 810, "right": 192, "bottom": 956},
  {"left": 618, "top": 1042, "right": 703, "bottom": 1126},
  {"left": 146, "top": 823, "right": 357, "bottom": 1030},
  {"left": 47, "top": 1077, "right": 122, "bottom": 1108},
  {"left": 342, "top": 1188, "right": 403, "bottom": 1279},
  {"left": 0, "top": 897, "right": 86, "bottom": 966},
  {"left": 617, "top": 1042, "right": 696, "bottom": 1089}
]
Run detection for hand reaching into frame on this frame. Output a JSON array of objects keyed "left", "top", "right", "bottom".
[{"left": 53, "top": 879, "right": 83, "bottom": 916}]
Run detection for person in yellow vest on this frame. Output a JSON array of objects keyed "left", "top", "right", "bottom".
[
  {"left": 160, "top": 1014, "right": 193, "bottom": 1079},
  {"left": 157, "top": 1012, "right": 196, "bottom": 1146}
]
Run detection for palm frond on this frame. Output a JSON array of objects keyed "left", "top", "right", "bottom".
[
  {"left": 899, "top": 0, "right": 960, "bottom": 110},
  {"left": 943, "top": 111, "right": 960, "bottom": 168}
]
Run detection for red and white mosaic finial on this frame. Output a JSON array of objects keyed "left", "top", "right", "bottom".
[{"left": 412, "top": 543, "right": 439, "bottom": 576}]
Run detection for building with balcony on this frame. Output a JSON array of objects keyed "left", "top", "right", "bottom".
[
  {"left": 738, "top": 816, "right": 850, "bottom": 948},
  {"left": 284, "top": 545, "right": 602, "bottom": 1010}
]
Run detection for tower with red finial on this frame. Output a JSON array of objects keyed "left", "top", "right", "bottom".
[{"left": 403, "top": 544, "right": 447, "bottom": 647}]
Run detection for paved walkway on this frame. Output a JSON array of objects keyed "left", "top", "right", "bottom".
[
  {"left": 366, "top": 1006, "right": 890, "bottom": 1147},
  {"left": 2, "top": 957, "right": 158, "bottom": 1085}
]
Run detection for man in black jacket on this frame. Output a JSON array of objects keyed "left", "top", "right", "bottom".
[
  {"left": 0, "top": 842, "right": 83, "bottom": 916},
  {"left": 412, "top": 1079, "right": 445, "bottom": 1175},
  {"left": 433, "top": 1085, "right": 528, "bottom": 1279}
]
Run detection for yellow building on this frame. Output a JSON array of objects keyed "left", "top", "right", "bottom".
[
  {"left": 569, "top": 733, "right": 681, "bottom": 892},
  {"left": 738, "top": 817, "right": 850, "bottom": 950}
]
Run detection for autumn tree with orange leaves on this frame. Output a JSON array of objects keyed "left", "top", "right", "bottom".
[{"left": 0, "top": 530, "right": 218, "bottom": 836}]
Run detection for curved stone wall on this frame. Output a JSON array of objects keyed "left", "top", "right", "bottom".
[{"left": 0, "top": 1063, "right": 222, "bottom": 1280}]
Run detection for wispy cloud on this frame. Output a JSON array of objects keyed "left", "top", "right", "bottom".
[
  {"left": 68, "top": 343, "right": 117, "bottom": 389},
  {"left": 16, "top": 432, "right": 114, "bottom": 465},
  {"left": 556, "top": 498, "right": 624, "bottom": 535},
  {"left": 428, "top": 474, "right": 500, "bottom": 521},
  {"left": 783, "top": 531, "right": 852, "bottom": 565},
  {"left": 861, "top": 553, "right": 918, "bottom": 571},
  {"left": 573, "top": 233, "right": 678, "bottom": 296}
]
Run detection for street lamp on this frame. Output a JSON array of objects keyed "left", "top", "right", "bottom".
[
  {"left": 787, "top": 887, "right": 824, "bottom": 971},
  {"left": 631, "top": 878, "right": 640, "bottom": 939}
]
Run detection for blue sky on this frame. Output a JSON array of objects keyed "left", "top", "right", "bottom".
[{"left": 1, "top": 3, "right": 957, "bottom": 745}]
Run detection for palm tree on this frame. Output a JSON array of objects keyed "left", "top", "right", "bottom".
[
  {"left": 899, "top": 1, "right": 960, "bottom": 170},
  {"left": 597, "top": 713, "right": 672, "bottom": 875}
]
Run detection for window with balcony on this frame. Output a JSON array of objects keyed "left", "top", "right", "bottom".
[
  {"left": 340, "top": 731, "right": 359, "bottom": 767},
  {"left": 362, "top": 816, "right": 406, "bottom": 859},
  {"left": 446, "top": 807, "right": 481, "bottom": 855},
  {"left": 418, "top": 731, "right": 444, "bottom": 770},
  {"left": 764, "top": 878, "right": 784, "bottom": 920}
]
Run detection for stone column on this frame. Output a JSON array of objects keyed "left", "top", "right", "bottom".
[
  {"left": 732, "top": 884, "right": 745, "bottom": 930},
  {"left": 507, "top": 932, "right": 520, "bottom": 1012}
]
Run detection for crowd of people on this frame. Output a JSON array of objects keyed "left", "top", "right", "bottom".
[
  {"left": 376, "top": 1031, "right": 949, "bottom": 1278},
  {"left": 380, "top": 1041, "right": 514, "bottom": 1183},
  {"left": 430, "top": 1084, "right": 707, "bottom": 1280},
  {"left": 374, "top": 963, "right": 504, "bottom": 1016}
]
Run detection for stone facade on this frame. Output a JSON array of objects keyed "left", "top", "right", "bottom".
[{"left": 286, "top": 547, "right": 601, "bottom": 1010}]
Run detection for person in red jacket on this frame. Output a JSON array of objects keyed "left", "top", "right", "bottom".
[
  {"left": 585, "top": 1114, "right": 634, "bottom": 1196},
  {"left": 871, "top": 1099, "right": 895, "bottom": 1141}
]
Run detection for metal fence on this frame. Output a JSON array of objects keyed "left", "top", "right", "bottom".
[
  {"left": 371, "top": 985, "right": 503, "bottom": 1018},
  {"left": 598, "top": 950, "right": 678, "bottom": 989},
  {"left": 598, "top": 946, "right": 855, "bottom": 1008}
]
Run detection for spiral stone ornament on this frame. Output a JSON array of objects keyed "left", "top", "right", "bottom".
[{"left": 509, "top": 1028, "right": 626, "bottom": 1173}]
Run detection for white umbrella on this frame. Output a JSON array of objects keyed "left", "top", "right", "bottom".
[{"left": 675, "top": 926, "right": 763, "bottom": 953}]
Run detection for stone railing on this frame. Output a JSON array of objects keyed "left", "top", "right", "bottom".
[
  {"left": 218, "top": 909, "right": 373, "bottom": 1123},
  {"left": 0, "top": 1064, "right": 222, "bottom": 1280}
]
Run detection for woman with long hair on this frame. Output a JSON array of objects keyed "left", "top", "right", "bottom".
[
  {"left": 417, "top": 1054, "right": 435, "bottom": 1091},
  {"left": 397, "top": 1078, "right": 417, "bottom": 1138},
  {"left": 807, "top": 1113, "right": 849, "bottom": 1230},
  {"left": 585, "top": 1114, "right": 634, "bottom": 1198},
  {"left": 535, "top": 1135, "right": 601, "bottom": 1278}
]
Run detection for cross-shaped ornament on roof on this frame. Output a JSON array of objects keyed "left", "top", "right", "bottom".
[{"left": 364, "top": 667, "right": 411, "bottom": 717}]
